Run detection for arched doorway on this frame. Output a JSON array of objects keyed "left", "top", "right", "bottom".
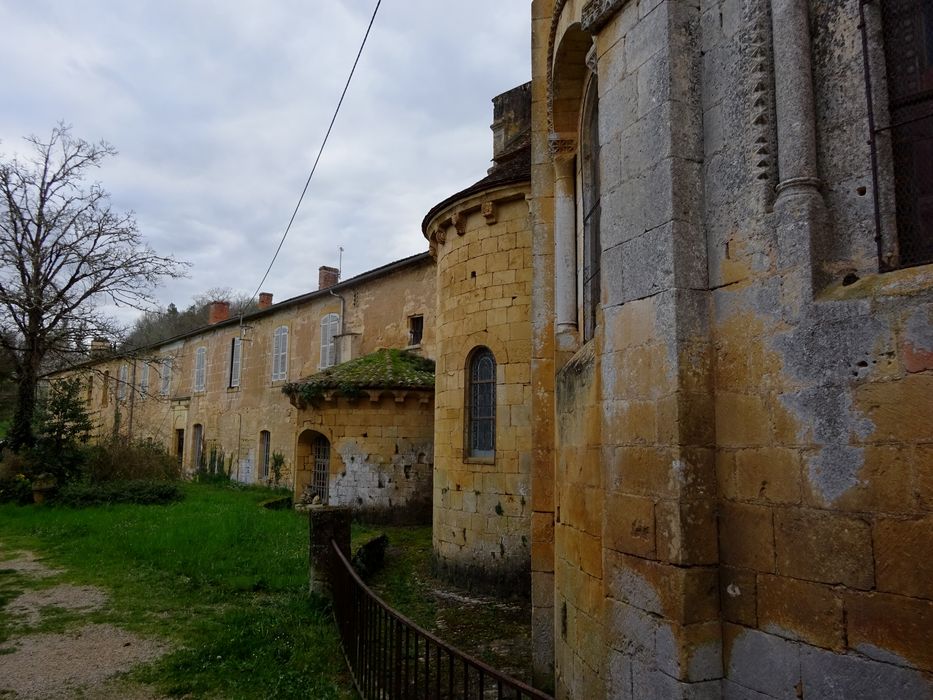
[{"left": 296, "top": 429, "right": 331, "bottom": 503}]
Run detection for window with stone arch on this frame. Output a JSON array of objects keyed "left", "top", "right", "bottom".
[
  {"left": 578, "top": 73, "right": 601, "bottom": 341},
  {"left": 466, "top": 347, "right": 496, "bottom": 459}
]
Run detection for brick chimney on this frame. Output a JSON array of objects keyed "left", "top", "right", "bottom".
[
  {"left": 208, "top": 300, "right": 231, "bottom": 325},
  {"left": 258, "top": 292, "right": 273, "bottom": 310},
  {"left": 318, "top": 266, "right": 340, "bottom": 290}
]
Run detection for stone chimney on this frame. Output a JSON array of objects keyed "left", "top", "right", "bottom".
[
  {"left": 258, "top": 292, "right": 273, "bottom": 310},
  {"left": 490, "top": 82, "right": 532, "bottom": 164},
  {"left": 89, "top": 337, "right": 110, "bottom": 357},
  {"left": 208, "top": 300, "right": 231, "bottom": 325},
  {"left": 319, "top": 266, "right": 340, "bottom": 290}
]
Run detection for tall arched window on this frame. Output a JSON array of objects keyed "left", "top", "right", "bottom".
[
  {"left": 466, "top": 347, "right": 496, "bottom": 458},
  {"left": 580, "top": 75, "right": 601, "bottom": 341}
]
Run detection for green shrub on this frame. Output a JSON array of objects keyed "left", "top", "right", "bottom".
[
  {"left": 55, "top": 480, "right": 184, "bottom": 507},
  {"left": 0, "top": 452, "right": 35, "bottom": 504},
  {"left": 84, "top": 437, "right": 181, "bottom": 483}
]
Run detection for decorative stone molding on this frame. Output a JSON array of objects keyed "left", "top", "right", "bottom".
[
  {"left": 548, "top": 134, "right": 577, "bottom": 161},
  {"left": 482, "top": 201, "right": 498, "bottom": 225},
  {"left": 581, "top": 0, "right": 630, "bottom": 32},
  {"left": 775, "top": 176, "right": 823, "bottom": 195},
  {"left": 435, "top": 226, "right": 447, "bottom": 245}
]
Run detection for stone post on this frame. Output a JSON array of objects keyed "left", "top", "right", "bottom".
[{"left": 308, "top": 506, "right": 352, "bottom": 596}]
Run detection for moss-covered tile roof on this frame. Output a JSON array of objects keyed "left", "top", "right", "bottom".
[{"left": 282, "top": 348, "right": 435, "bottom": 403}]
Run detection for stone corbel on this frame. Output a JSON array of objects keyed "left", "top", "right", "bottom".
[
  {"left": 434, "top": 226, "right": 447, "bottom": 245},
  {"left": 366, "top": 389, "right": 382, "bottom": 403},
  {"left": 393, "top": 390, "right": 408, "bottom": 403},
  {"left": 482, "top": 201, "right": 498, "bottom": 225},
  {"left": 581, "top": 0, "right": 629, "bottom": 32},
  {"left": 451, "top": 212, "right": 467, "bottom": 236}
]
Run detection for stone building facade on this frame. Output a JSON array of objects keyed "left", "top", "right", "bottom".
[
  {"left": 423, "top": 84, "right": 535, "bottom": 591},
  {"left": 527, "top": 0, "right": 933, "bottom": 698},
  {"left": 64, "top": 253, "right": 436, "bottom": 516}
]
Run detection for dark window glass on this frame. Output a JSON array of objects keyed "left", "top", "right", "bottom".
[
  {"left": 468, "top": 348, "right": 496, "bottom": 457},
  {"left": 882, "top": 0, "right": 933, "bottom": 267},
  {"left": 409, "top": 315, "right": 424, "bottom": 346}
]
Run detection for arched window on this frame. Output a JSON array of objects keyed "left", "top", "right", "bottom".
[
  {"left": 320, "top": 313, "right": 340, "bottom": 368},
  {"left": 579, "top": 75, "right": 601, "bottom": 341},
  {"left": 466, "top": 347, "right": 496, "bottom": 458}
]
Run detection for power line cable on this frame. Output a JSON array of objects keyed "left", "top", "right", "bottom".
[{"left": 247, "top": 0, "right": 382, "bottom": 307}]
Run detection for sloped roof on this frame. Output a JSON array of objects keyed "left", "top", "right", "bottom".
[{"left": 282, "top": 348, "right": 435, "bottom": 403}]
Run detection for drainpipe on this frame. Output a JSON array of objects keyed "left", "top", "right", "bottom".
[{"left": 329, "top": 288, "right": 346, "bottom": 362}]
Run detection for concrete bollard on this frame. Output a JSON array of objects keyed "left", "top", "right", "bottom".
[{"left": 308, "top": 506, "right": 352, "bottom": 596}]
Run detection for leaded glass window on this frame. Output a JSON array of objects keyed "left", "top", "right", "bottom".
[{"left": 467, "top": 347, "right": 496, "bottom": 458}]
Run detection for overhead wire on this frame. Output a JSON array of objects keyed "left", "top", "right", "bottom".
[{"left": 245, "top": 0, "right": 383, "bottom": 311}]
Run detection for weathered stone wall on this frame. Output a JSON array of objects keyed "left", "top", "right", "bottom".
[
  {"left": 532, "top": 0, "right": 933, "bottom": 697},
  {"left": 295, "top": 393, "right": 434, "bottom": 524},
  {"left": 64, "top": 255, "right": 436, "bottom": 498},
  {"left": 427, "top": 190, "right": 535, "bottom": 593}
]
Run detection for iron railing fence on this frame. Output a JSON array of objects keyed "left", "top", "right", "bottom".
[{"left": 330, "top": 540, "right": 553, "bottom": 700}]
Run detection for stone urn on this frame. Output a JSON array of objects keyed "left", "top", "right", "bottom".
[{"left": 31, "top": 473, "right": 57, "bottom": 504}]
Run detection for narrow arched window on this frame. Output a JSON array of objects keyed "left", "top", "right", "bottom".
[
  {"left": 467, "top": 347, "right": 496, "bottom": 458},
  {"left": 580, "top": 75, "right": 601, "bottom": 341}
]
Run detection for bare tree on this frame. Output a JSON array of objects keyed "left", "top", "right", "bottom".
[{"left": 0, "top": 125, "right": 187, "bottom": 450}]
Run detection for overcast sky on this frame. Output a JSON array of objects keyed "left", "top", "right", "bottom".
[{"left": 0, "top": 1, "right": 530, "bottom": 325}]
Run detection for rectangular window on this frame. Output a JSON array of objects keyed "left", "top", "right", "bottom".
[
  {"left": 272, "top": 326, "right": 289, "bottom": 381},
  {"left": 118, "top": 363, "right": 128, "bottom": 401},
  {"left": 160, "top": 357, "right": 172, "bottom": 396},
  {"left": 879, "top": 0, "right": 933, "bottom": 267},
  {"left": 192, "top": 424, "right": 204, "bottom": 469},
  {"left": 194, "top": 346, "right": 207, "bottom": 392},
  {"left": 408, "top": 315, "right": 424, "bottom": 347},
  {"left": 229, "top": 337, "right": 242, "bottom": 388},
  {"left": 140, "top": 362, "right": 150, "bottom": 394},
  {"left": 259, "top": 430, "right": 271, "bottom": 481},
  {"left": 320, "top": 314, "right": 340, "bottom": 368}
]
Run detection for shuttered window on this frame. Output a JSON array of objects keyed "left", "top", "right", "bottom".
[
  {"left": 320, "top": 314, "right": 340, "bottom": 368},
  {"left": 194, "top": 347, "right": 207, "bottom": 392},
  {"left": 229, "top": 337, "right": 242, "bottom": 388},
  {"left": 272, "top": 326, "right": 289, "bottom": 381}
]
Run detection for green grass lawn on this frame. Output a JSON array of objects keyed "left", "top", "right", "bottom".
[{"left": 0, "top": 482, "right": 355, "bottom": 699}]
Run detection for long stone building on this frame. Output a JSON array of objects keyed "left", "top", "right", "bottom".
[{"left": 66, "top": 254, "right": 437, "bottom": 520}]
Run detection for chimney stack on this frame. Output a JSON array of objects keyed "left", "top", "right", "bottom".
[
  {"left": 490, "top": 82, "right": 532, "bottom": 164},
  {"left": 319, "top": 266, "right": 340, "bottom": 290},
  {"left": 258, "top": 292, "right": 273, "bottom": 310},
  {"left": 89, "top": 337, "right": 110, "bottom": 357},
  {"left": 208, "top": 300, "right": 231, "bottom": 325}
]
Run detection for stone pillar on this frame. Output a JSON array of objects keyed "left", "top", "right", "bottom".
[
  {"left": 308, "top": 506, "right": 351, "bottom": 596},
  {"left": 771, "top": 0, "right": 828, "bottom": 290},
  {"left": 551, "top": 141, "right": 578, "bottom": 341}
]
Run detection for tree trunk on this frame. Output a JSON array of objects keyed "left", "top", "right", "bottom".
[{"left": 9, "top": 362, "right": 37, "bottom": 451}]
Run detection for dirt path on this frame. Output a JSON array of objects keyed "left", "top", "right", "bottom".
[{"left": 0, "top": 546, "right": 170, "bottom": 700}]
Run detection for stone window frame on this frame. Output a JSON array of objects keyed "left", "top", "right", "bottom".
[
  {"left": 193, "top": 346, "right": 207, "bottom": 393},
  {"left": 319, "top": 313, "right": 340, "bottom": 369},
  {"left": 272, "top": 325, "right": 289, "bottom": 381},
  {"left": 465, "top": 346, "right": 497, "bottom": 461}
]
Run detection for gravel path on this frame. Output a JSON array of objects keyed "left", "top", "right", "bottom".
[{"left": 0, "top": 547, "right": 170, "bottom": 700}]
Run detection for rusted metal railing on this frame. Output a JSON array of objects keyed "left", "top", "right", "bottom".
[{"left": 330, "top": 540, "right": 552, "bottom": 700}]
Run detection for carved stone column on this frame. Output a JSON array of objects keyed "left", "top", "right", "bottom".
[
  {"left": 770, "top": 0, "right": 828, "bottom": 290},
  {"left": 551, "top": 136, "right": 577, "bottom": 340}
]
